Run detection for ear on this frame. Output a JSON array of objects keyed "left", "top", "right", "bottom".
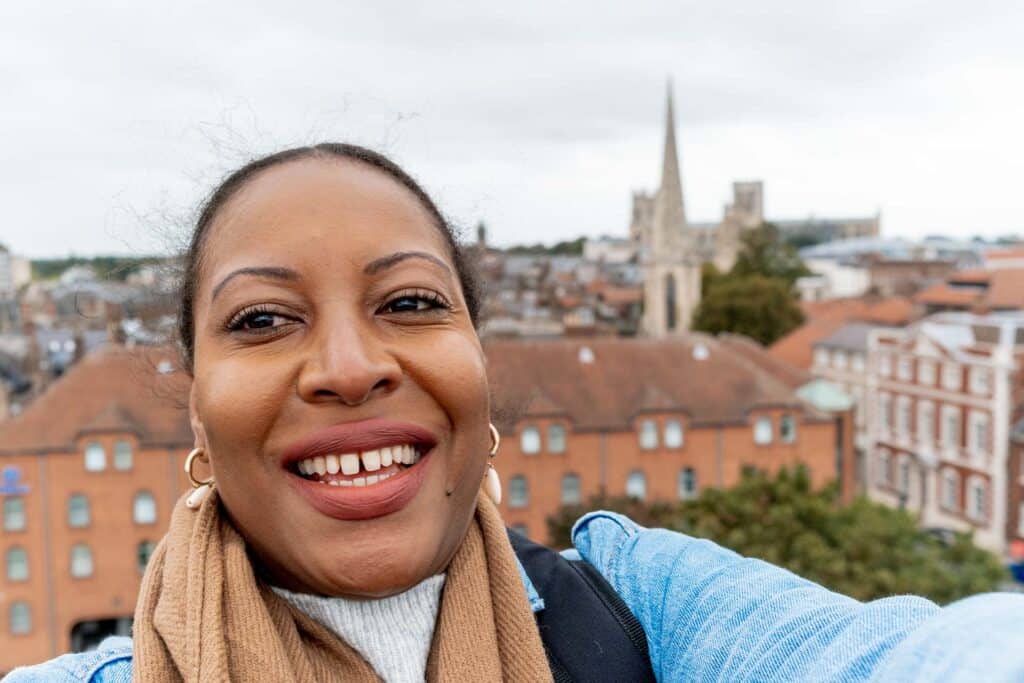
[{"left": 188, "top": 382, "right": 209, "bottom": 452}]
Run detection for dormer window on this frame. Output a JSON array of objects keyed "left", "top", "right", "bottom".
[
  {"left": 84, "top": 442, "right": 106, "bottom": 472},
  {"left": 114, "top": 440, "right": 133, "bottom": 471},
  {"left": 520, "top": 426, "right": 541, "bottom": 455},
  {"left": 753, "top": 417, "right": 773, "bottom": 445},
  {"left": 547, "top": 424, "right": 566, "bottom": 453},
  {"left": 664, "top": 419, "right": 684, "bottom": 449},
  {"left": 638, "top": 419, "right": 658, "bottom": 450}
]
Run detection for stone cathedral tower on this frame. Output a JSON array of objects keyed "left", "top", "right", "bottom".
[{"left": 640, "top": 85, "right": 702, "bottom": 337}]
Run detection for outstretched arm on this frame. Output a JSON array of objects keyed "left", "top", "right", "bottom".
[{"left": 571, "top": 511, "right": 1024, "bottom": 682}]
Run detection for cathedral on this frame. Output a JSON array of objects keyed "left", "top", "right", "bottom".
[{"left": 632, "top": 85, "right": 880, "bottom": 337}]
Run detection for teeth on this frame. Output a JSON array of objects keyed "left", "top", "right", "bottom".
[
  {"left": 325, "top": 455, "right": 340, "bottom": 475},
  {"left": 353, "top": 477, "right": 366, "bottom": 487},
  {"left": 380, "top": 447, "right": 393, "bottom": 467},
  {"left": 366, "top": 475, "right": 379, "bottom": 485},
  {"left": 339, "top": 479, "right": 353, "bottom": 487},
  {"left": 340, "top": 454, "right": 360, "bottom": 475},
  {"left": 313, "top": 456, "right": 327, "bottom": 476},
  {"left": 362, "top": 450, "right": 382, "bottom": 472}
]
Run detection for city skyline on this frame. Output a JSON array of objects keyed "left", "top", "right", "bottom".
[{"left": 2, "top": 1, "right": 1024, "bottom": 258}]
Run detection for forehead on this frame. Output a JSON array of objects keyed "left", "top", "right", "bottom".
[{"left": 199, "top": 158, "right": 451, "bottom": 285}]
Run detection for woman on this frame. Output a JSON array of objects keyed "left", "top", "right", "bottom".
[{"left": 9, "top": 144, "right": 1024, "bottom": 682}]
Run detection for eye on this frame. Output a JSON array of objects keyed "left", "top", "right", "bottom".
[
  {"left": 379, "top": 290, "right": 451, "bottom": 315},
  {"left": 226, "top": 306, "right": 298, "bottom": 333}
]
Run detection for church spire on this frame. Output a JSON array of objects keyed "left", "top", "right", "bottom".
[{"left": 655, "top": 80, "right": 687, "bottom": 239}]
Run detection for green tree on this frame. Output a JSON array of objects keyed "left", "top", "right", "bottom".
[
  {"left": 730, "top": 223, "right": 812, "bottom": 285},
  {"left": 547, "top": 467, "right": 1005, "bottom": 604},
  {"left": 692, "top": 275, "right": 805, "bottom": 345}
]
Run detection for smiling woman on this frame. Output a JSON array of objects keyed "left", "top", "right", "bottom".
[{"left": 11, "top": 145, "right": 1024, "bottom": 683}]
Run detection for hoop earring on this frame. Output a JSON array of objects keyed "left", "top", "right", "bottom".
[
  {"left": 484, "top": 423, "right": 502, "bottom": 505},
  {"left": 184, "top": 447, "right": 215, "bottom": 509}
]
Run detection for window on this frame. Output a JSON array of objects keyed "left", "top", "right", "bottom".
[
  {"left": 664, "top": 419, "right": 684, "bottom": 449},
  {"left": 832, "top": 350, "right": 848, "bottom": 371},
  {"left": 68, "top": 494, "right": 90, "bottom": 528},
  {"left": 969, "top": 367, "right": 991, "bottom": 395},
  {"left": 133, "top": 491, "right": 157, "bottom": 525},
  {"left": 547, "top": 424, "right": 566, "bottom": 454},
  {"left": 879, "top": 393, "right": 892, "bottom": 434},
  {"left": 942, "top": 405, "right": 961, "bottom": 449},
  {"left": 877, "top": 449, "right": 891, "bottom": 486},
  {"left": 969, "top": 479, "right": 987, "bottom": 521},
  {"left": 942, "top": 363, "right": 961, "bottom": 391},
  {"left": 780, "top": 415, "right": 797, "bottom": 444},
  {"left": 6, "top": 546, "right": 28, "bottom": 581},
  {"left": 813, "top": 347, "right": 829, "bottom": 368},
  {"left": 753, "top": 417, "right": 773, "bottom": 445},
  {"left": 897, "top": 356, "right": 913, "bottom": 381},
  {"left": 511, "top": 524, "right": 529, "bottom": 538},
  {"left": 1018, "top": 502, "right": 1024, "bottom": 537},
  {"left": 970, "top": 412, "right": 989, "bottom": 456},
  {"left": 852, "top": 354, "right": 866, "bottom": 373},
  {"left": 942, "top": 469, "right": 960, "bottom": 510},
  {"left": 625, "top": 470, "right": 647, "bottom": 500},
  {"left": 113, "top": 440, "right": 133, "bottom": 470},
  {"left": 879, "top": 353, "right": 892, "bottom": 377},
  {"left": 138, "top": 540, "right": 156, "bottom": 574},
  {"left": 84, "top": 442, "right": 106, "bottom": 472},
  {"left": 918, "top": 360, "right": 936, "bottom": 386},
  {"left": 917, "top": 401, "right": 934, "bottom": 443},
  {"left": 897, "top": 397, "right": 912, "bottom": 439},
  {"left": 9, "top": 602, "right": 31, "bottom": 636},
  {"left": 678, "top": 467, "right": 697, "bottom": 500},
  {"left": 70, "top": 543, "right": 94, "bottom": 578},
  {"left": 638, "top": 419, "right": 658, "bottom": 450},
  {"left": 508, "top": 475, "right": 528, "bottom": 508},
  {"left": 898, "top": 456, "right": 911, "bottom": 494},
  {"left": 560, "top": 473, "right": 581, "bottom": 505},
  {"left": 3, "top": 496, "right": 26, "bottom": 531},
  {"left": 520, "top": 427, "right": 541, "bottom": 455}
]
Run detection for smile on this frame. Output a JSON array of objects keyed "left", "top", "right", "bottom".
[
  {"left": 281, "top": 418, "right": 438, "bottom": 521},
  {"left": 293, "top": 444, "right": 424, "bottom": 487}
]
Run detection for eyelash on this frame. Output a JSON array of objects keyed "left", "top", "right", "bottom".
[{"left": 224, "top": 290, "right": 452, "bottom": 334}]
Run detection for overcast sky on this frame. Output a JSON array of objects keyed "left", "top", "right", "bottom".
[{"left": 1, "top": 1, "right": 1023, "bottom": 258}]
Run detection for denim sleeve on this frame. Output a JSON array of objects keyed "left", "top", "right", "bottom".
[
  {"left": 2, "top": 636, "right": 132, "bottom": 682},
  {"left": 571, "top": 511, "right": 991, "bottom": 683}
]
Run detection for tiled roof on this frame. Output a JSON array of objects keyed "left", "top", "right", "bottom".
[
  {"left": 914, "top": 268, "right": 1024, "bottom": 311},
  {"left": 0, "top": 345, "right": 191, "bottom": 454},
  {"left": 716, "top": 333, "right": 810, "bottom": 389},
  {"left": 485, "top": 336, "right": 821, "bottom": 432},
  {"left": 770, "top": 318, "right": 846, "bottom": 369}
]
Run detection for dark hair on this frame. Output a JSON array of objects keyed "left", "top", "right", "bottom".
[{"left": 177, "top": 143, "right": 482, "bottom": 372}]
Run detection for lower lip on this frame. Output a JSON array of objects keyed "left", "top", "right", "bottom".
[{"left": 286, "top": 452, "right": 433, "bottom": 521}]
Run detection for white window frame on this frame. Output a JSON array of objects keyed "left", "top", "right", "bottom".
[
  {"left": 918, "top": 359, "right": 936, "bottom": 386},
  {"left": 84, "top": 442, "right": 106, "bottom": 472},
  {"left": 879, "top": 393, "right": 892, "bottom": 435},
  {"left": 560, "top": 473, "right": 581, "bottom": 506},
  {"left": 508, "top": 475, "right": 528, "bottom": 508},
  {"left": 70, "top": 543, "right": 94, "bottom": 578},
  {"left": 879, "top": 353, "right": 893, "bottom": 378},
  {"left": 6, "top": 546, "right": 28, "bottom": 581},
  {"left": 969, "top": 367, "right": 991, "bottom": 396},
  {"left": 833, "top": 350, "right": 848, "bottom": 371},
  {"left": 520, "top": 426, "right": 541, "bottom": 455},
  {"left": 897, "top": 356, "right": 913, "bottom": 381},
  {"left": 3, "top": 496, "right": 26, "bottom": 532},
  {"left": 547, "top": 424, "right": 567, "bottom": 454},
  {"left": 664, "top": 419, "right": 684, "bottom": 449},
  {"left": 678, "top": 467, "right": 697, "bottom": 500},
  {"left": 897, "top": 396, "right": 912, "bottom": 440},
  {"left": 753, "top": 417, "right": 773, "bottom": 445},
  {"left": 897, "top": 455, "right": 911, "bottom": 494},
  {"left": 876, "top": 449, "right": 891, "bottom": 486},
  {"left": 133, "top": 491, "right": 157, "bottom": 525},
  {"left": 9, "top": 601, "right": 31, "bottom": 635},
  {"left": 917, "top": 400, "right": 934, "bottom": 444},
  {"left": 967, "top": 477, "right": 987, "bottom": 522},
  {"left": 813, "top": 347, "right": 830, "bottom": 369},
  {"left": 852, "top": 353, "right": 866, "bottom": 373},
  {"left": 780, "top": 415, "right": 797, "bottom": 444},
  {"left": 942, "top": 469, "right": 960, "bottom": 510},
  {"left": 942, "top": 404, "right": 961, "bottom": 451},
  {"left": 942, "top": 363, "right": 961, "bottom": 391},
  {"left": 639, "top": 419, "right": 658, "bottom": 450},
  {"left": 969, "top": 411, "right": 989, "bottom": 457},
  {"left": 626, "top": 470, "right": 647, "bottom": 500},
  {"left": 113, "top": 440, "right": 133, "bottom": 471}
]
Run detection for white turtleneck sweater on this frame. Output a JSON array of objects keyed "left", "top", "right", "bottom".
[{"left": 271, "top": 575, "right": 446, "bottom": 683}]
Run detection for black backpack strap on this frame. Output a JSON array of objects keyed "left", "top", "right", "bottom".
[{"left": 509, "top": 529, "right": 656, "bottom": 683}]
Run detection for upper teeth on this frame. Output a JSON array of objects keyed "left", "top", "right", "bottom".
[{"left": 296, "top": 444, "right": 420, "bottom": 477}]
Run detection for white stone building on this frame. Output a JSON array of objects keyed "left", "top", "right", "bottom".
[{"left": 864, "top": 312, "right": 1024, "bottom": 554}]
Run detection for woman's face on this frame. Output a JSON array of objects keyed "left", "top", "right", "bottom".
[{"left": 188, "top": 158, "right": 490, "bottom": 597}]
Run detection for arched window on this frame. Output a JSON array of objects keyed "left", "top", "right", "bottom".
[
  {"left": 547, "top": 424, "right": 567, "bottom": 453},
  {"left": 678, "top": 467, "right": 697, "bottom": 500},
  {"left": 84, "top": 442, "right": 106, "bottom": 472},
  {"left": 113, "top": 440, "right": 133, "bottom": 470},
  {"left": 6, "top": 546, "right": 28, "bottom": 581},
  {"left": 754, "top": 417, "right": 773, "bottom": 445},
  {"left": 780, "top": 415, "right": 797, "bottom": 444},
  {"left": 665, "top": 273, "right": 677, "bottom": 331},
  {"left": 626, "top": 470, "right": 647, "bottom": 500},
  {"left": 561, "top": 473, "right": 581, "bottom": 505},
  {"left": 508, "top": 475, "right": 528, "bottom": 508},
  {"left": 68, "top": 494, "right": 90, "bottom": 528},
  {"left": 638, "top": 419, "right": 658, "bottom": 450},
  {"left": 520, "top": 426, "right": 541, "bottom": 455},
  {"left": 9, "top": 601, "right": 31, "bottom": 635},
  {"left": 3, "top": 496, "right": 26, "bottom": 531},
  {"left": 664, "top": 419, "right": 684, "bottom": 449},
  {"left": 70, "top": 543, "right": 94, "bottom": 578},
  {"left": 133, "top": 491, "right": 157, "bottom": 525},
  {"left": 138, "top": 540, "right": 156, "bottom": 574}
]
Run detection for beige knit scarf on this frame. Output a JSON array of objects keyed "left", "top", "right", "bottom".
[{"left": 133, "top": 490, "right": 552, "bottom": 682}]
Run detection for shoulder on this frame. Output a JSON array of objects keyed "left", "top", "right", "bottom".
[{"left": 3, "top": 637, "right": 133, "bottom": 682}]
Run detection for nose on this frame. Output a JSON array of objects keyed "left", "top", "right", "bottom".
[{"left": 296, "top": 315, "right": 402, "bottom": 407}]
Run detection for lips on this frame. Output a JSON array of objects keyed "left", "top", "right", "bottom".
[{"left": 281, "top": 418, "right": 439, "bottom": 521}]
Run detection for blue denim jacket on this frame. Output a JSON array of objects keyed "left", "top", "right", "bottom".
[{"left": 8, "top": 511, "right": 1024, "bottom": 682}]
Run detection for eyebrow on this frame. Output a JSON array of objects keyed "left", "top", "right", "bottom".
[
  {"left": 210, "top": 266, "right": 300, "bottom": 301},
  {"left": 363, "top": 251, "right": 452, "bottom": 276}
]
